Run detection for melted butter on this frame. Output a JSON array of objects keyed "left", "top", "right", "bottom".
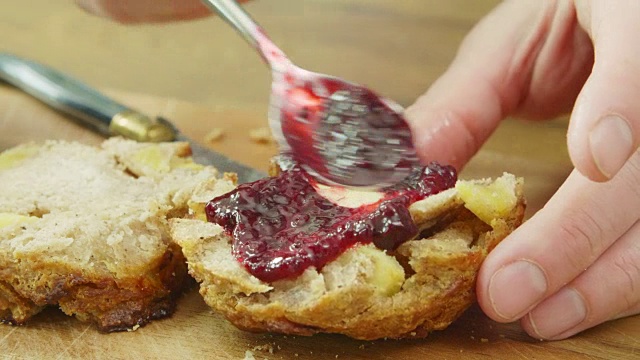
[
  {"left": 0, "top": 145, "right": 40, "bottom": 171},
  {"left": 314, "top": 183, "right": 384, "bottom": 208},
  {"left": 0, "top": 213, "right": 37, "bottom": 229},
  {"left": 456, "top": 175, "right": 517, "bottom": 225}
]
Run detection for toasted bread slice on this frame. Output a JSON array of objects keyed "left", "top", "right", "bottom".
[
  {"left": 0, "top": 138, "right": 218, "bottom": 331},
  {"left": 170, "top": 163, "right": 525, "bottom": 340}
]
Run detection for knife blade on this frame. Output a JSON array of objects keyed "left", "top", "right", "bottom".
[
  {"left": 0, "top": 53, "right": 265, "bottom": 183},
  {"left": 158, "top": 116, "right": 266, "bottom": 183}
]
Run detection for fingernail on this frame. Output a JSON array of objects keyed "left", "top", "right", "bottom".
[
  {"left": 528, "top": 287, "right": 587, "bottom": 339},
  {"left": 489, "top": 260, "right": 547, "bottom": 320},
  {"left": 589, "top": 115, "right": 634, "bottom": 179},
  {"left": 75, "top": 0, "right": 108, "bottom": 17}
]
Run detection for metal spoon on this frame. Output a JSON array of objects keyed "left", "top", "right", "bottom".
[{"left": 201, "top": 0, "right": 419, "bottom": 188}]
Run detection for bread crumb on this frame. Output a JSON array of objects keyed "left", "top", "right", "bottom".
[
  {"left": 252, "top": 344, "right": 274, "bottom": 354},
  {"left": 243, "top": 350, "right": 256, "bottom": 360},
  {"left": 410, "top": 332, "right": 417, "bottom": 336},
  {"left": 204, "top": 128, "right": 225, "bottom": 143},
  {"left": 480, "top": 338, "right": 489, "bottom": 343},
  {"left": 470, "top": 336, "right": 475, "bottom": 340},
  {"left": 499, "top": 334, "right": 506, "bottom": 338},
  {"left": 223, "top": 172, "right": 238, "bottom": 185},
  {"left": 359, "top": 345, "right": 365, "bottom": 350},
  {"left": 249, "top": 127, "right": 275, "bottom": 144},
  {"left": 126, "top": 324, "right": 140, "bottom": 332}
]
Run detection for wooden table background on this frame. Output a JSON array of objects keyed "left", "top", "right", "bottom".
[
  {"left": 2, "top": 0, "right": 502, "bottom": 109},
  {"left": 1, "top": 1, "right": 638, "bottom": 359}
]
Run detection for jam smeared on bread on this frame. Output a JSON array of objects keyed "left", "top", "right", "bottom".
[
  {"left": 172, "top": 171, "right": 525, "bottom": 340},
  {"left": 205, "top": 163, "right": 456, "bottom": 282}
]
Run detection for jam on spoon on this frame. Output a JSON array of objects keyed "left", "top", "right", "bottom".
[
  {"left": 201, "top": 0, "right": 420, "bottom": 188},
  {"left": 205, "top": 162, "right": 457, "bottom": 283},
  {"left": 279, "top": 78, "right": 417, "bottom": 188}
]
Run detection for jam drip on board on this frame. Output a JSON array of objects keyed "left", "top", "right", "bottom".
[{"left": 205, "top": 163, "right": 456, "bottom": 283}]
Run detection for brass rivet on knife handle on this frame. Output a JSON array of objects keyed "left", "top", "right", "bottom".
[{"left": 110, "top": 110, "right": 176, "bottom": 142}]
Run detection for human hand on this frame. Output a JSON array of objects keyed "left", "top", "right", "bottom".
[
  {"left": 75, "top": 0, "right": 249, "bottom": 23},
  {"left": 405, "top": 0, "right": 640, "bottom": 340}
]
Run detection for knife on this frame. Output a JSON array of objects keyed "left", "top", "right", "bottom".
[{"left": 0, "top": 53, "right": 266, "bottom": 183}]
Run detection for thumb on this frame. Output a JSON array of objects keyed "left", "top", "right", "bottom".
[
  {"left": 405, "top": 63, "right": 506, "bottom": 171},
  {"left": 568, "top": 1, "right": 640, "bottom": 181},
  {"left": 405, "top": 0, "right": 543, "bottom": 169},
  {"left": 406, "top": 1, "right": 567, "bottom": 170}
]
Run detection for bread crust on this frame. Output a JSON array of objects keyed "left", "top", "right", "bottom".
[
  {"left": 0, "top": 244, "right": 187, "bottom": 330},
  {"left": 171, "top": 171, "right": 526, "bottom": 340},
  {"left": 0, "top": 138, "right": 216, "bottom": 330}
]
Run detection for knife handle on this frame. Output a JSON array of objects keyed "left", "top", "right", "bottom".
[{"left": 0, "top": 53, "right": 175, "bottom": 142}]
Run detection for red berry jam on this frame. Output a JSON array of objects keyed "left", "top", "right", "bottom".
[{"left": 205, "top": 163, "right": 456, "bottom": 282}]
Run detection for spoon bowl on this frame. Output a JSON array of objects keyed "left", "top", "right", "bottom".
[{"left": 202, "top": 0, "right": 419, "bottom": 188}]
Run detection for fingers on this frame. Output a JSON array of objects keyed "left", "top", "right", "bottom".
[
  {"left": 568, "top": 1, "right": 640, "bottom": 181},
  {"left": 521, "top": 219, "right": 640, "bottom": 340},
  {"left": 477, "top": 151, "right": 640, "bottom": 324},
  {"left": 613, "top": 302, "right": 640, "bottom": 321},
  {"left": 405, "top": 0, "right": 592, "bottom": 170},
  {"left": 405, "top": 0, "right": 544, "bottom": 169},
  {"left": 74, "top": 0, "right": 241, "bottom": 23}
]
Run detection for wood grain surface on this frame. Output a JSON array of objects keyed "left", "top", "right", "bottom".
[
  {"left": 1, "top": 85, "right": 639, "bottom": 360},
  {"left": 1, "top": 1, "right": 639, "bottom": 359},
  {"left": 1, "top": 0, "right": 497, "bottom": 108}
]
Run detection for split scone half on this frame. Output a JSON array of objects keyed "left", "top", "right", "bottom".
[
  {"left": 170, "top": 161, "right": 525, "bottom": 340},
  {"left": 0, "top": 138, "right": 217, "bottom": 331}
]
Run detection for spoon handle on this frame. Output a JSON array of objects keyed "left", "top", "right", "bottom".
[{"left": 201, "top": 0, "right": 289, "bottom": 69}]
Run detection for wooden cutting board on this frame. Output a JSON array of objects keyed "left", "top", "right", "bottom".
[{"left": 0, "top": 85, "right": 638, "bottom": 360}]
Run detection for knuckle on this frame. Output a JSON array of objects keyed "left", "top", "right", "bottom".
[
  {"left": 619, "top": 152, "right": 640, "bottom": 213},
  {"left": 556, "top": 207, "right": 609, "bottom": 272},
  {"left": 610, "top": 240, "right": 640, "bottom": 310}
]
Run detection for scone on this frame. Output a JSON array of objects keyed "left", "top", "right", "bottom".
[
  {"left": 0, "top": 138, "right": 217, "bottom": 331},
  {"left": 170, "top": 158, "right": 525, "bottom": 340}
]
